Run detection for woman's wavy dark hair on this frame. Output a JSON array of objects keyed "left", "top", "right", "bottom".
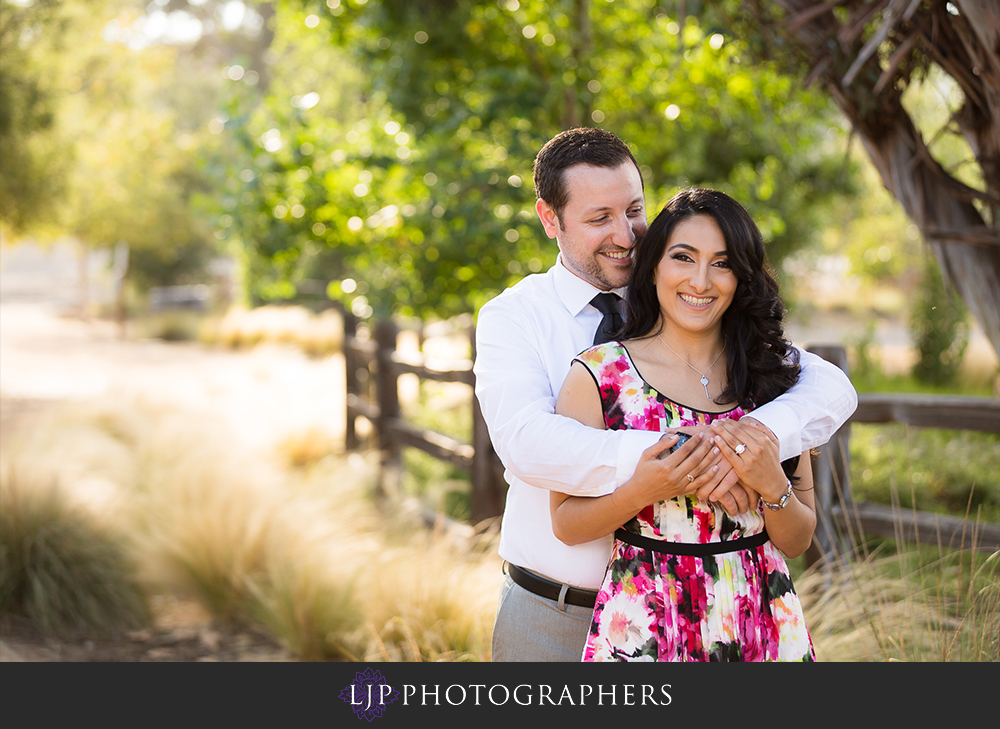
[{"left": 619, "top": 187, "right": 800, "bottom": 411}]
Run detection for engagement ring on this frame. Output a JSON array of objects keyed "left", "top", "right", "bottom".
[
  {"left": 735, "top": 443, "right": 747, "bottom": 455},
  {"left": 686, "top": 473, "right": 695, "bottom": 482}
]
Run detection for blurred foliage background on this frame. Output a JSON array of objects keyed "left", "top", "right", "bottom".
[
  {"left": 1, "top": 0, "right": 996, "bottom": 381},
  {"left": 1, "top": 0, "right": 878, "bottom": 316}
]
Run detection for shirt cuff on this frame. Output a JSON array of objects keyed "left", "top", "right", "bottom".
[
  {"left": 746, "top": 400, "right": 803, "bottom": 462},
  {"left": 614, "top": 431, "right": 665, "bottom": 491}
]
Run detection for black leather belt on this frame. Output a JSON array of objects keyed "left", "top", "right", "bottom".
[{"left": 506, "top": 563, "right": 598, "bottom": 608}]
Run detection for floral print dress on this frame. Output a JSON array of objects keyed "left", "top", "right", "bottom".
[{"left": 574, "top": 342, "right": 815, "bottom": 662}]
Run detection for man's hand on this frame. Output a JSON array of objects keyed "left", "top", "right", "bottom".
[{"left": 695, "top": 464, "right": 751, "bottom": 516}]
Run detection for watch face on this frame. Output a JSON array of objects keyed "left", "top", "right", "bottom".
[
  {"left": 656, "top": 431, "right": 692, "bottom": 459},
  {"left": 669, "top": 432, "right": 692, "bottom": 453},
  {"left": 764, "top": 481, "right": 793, "bottom": 510}
]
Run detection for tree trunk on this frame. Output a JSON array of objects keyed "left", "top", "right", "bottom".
[
  {"left": 836, "top": 90, "right": 1000, "bottom": 358},
  {"left": 769, "top": 0, "right": 1000, "bottom": 358},
  {"left": 563, "top": 0, "right": 593, "bottom": 130}
]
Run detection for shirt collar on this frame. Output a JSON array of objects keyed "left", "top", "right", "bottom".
[{"left": 553, "top": 255, "right": 627, "bottom": 317}]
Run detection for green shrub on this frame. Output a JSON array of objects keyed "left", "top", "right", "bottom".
[
  {"left": 847, "top": 319, "right": 882, "bottom": 386},
  {"left": 910, "top": 251, "right": 969, "bottom": 386},
  {"left": 849, "top": 424, "right": 1000, "bottom": 523}
]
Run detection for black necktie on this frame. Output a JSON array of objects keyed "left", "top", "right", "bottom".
[{"left": 591, "top": 292, "right": 623, "bottom": 345}]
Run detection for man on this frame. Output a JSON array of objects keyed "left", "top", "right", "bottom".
[{"left": 473, "top": 127, "right": 857, "bottom": 661}]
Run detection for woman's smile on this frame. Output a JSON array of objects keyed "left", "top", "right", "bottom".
[{"left": 678, "top": 293, "right": 715, "bottom": 308}]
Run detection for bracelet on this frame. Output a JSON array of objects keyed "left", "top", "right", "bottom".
[{"left": 761, "top": 479, "right": 794, "bottom": 511}]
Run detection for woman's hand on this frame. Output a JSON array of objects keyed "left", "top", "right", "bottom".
[
  {"left": 708, "top": 418, "right": 817, "bottom": 558},
  {"left": 627, "top": 430, "right": 717, "bottom": 504},
  {"left": 677, "top": 424, "right": 754, "bottom": 515},
  {"left": 549, "top": 430, "right": 715, "bottom": 546},
  {"left": 707, "top": 418, "right": 788, "bottom": 505}
]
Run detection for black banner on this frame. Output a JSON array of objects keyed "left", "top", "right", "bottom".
[{"left": 3, "top": 660, "right": 991, "bottom": 725}]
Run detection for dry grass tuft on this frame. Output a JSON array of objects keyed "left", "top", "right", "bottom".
[
  {"left": 275, "top": 425, "right": 343, "bottom": 470},
  {"left": 346, "top": 523, "right": 502, "bottom": 662},
  {"left": 0, "top": 464, "right": 150, "bottom": 638},
  {"left": 0, "top": 397, "right": 378, "bottom": 658},
  {"left": 799, "top": 543, "right": 1000, "bottom": 662},
  {"left": 205, "top": 305, "right": 344, "bottom": 356}
]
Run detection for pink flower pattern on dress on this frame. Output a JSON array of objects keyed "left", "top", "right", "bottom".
[{"left": 575, "top": 342, "right": 815, "bottom": 662}]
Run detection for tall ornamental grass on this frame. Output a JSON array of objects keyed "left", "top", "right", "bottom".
[
  {"left": 0, "top": 397, "right": 499, "bottom": 660},
  {"left": 1, "top": 394, "right": 994, "bottom": 661},
  {"left": 800, "top": 541, "right": 998, "bottom": 661}
]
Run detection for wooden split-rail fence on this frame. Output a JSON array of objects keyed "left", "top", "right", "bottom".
[
  {"left": 341, "top": 311, "right": 1000, "bottom": 566},
  {"left": 342, "top": 312, "right": 507, "bottom": 525}
]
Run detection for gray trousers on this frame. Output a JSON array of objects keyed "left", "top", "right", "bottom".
[{"left": 490, "top": 573, "right": 594, "bottom": 662}]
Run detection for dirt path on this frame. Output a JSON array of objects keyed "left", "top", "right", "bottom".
[{"left": 0, "top": 300, "right": 347, "bottom": 449}]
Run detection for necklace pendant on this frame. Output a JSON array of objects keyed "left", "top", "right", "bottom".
[{"left": 653, "top": 331, "right": 723, "bottom": 401}]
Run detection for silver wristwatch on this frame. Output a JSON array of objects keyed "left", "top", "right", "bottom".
[{"left": 762, "top": 479, "right": 794, "bottom": 511}]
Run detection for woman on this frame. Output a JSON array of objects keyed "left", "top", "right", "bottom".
[{"left": 550, "top": 188, "right": 817, "bottom": 662}]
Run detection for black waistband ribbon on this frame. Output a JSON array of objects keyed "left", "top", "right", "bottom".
[{"left": 614, "top": 528, "right": 769, "bottom": 556}]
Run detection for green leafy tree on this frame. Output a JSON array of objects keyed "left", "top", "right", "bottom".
[
  {"left": 199, "top": 8, "right": 385, "bottom": 308},
  {"left": 1, "top": 0, "right": 259, "bottom": 296},
  {"left": 0, "top": 0, "right": 82, "bottom": 235},
  {"left": 209, "top": 0, "right": 860, "bottom": 320},
  {"left": 63, "top": 12, "right": 218, "bottom": 290}
]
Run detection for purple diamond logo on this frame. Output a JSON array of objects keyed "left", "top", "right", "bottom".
[{"left": 339, "top": 667, "right": 400, "bottom": 721}]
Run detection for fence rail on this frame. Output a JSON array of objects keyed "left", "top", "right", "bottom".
[
  {"left": 800, "top": 345, "right": 1000, "bottom": 567},
  {"left": 342, "top": 318, "right": 1000, "bottom": 561}
]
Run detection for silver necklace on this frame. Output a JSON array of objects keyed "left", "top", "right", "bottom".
[{"left": 655, "top": 332, "right": 724, "bottom": 400}]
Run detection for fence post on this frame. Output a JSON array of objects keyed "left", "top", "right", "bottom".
[
  {"left": 471, "top": 389, "right": 508, "bottom": 525},
  {"left": 468, "top": 323, "right": 508, "bottom": 525},
  {"left": 342, "top": 305, "right": 360, "bottom": 451},
  {"left": 375, "top": 319, "right": 402, "bottom": 499},
  {"left": 805, "top": 344, "right": 854, "bottom": 571}
]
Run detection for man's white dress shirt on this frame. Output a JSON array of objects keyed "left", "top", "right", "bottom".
[{"left": 473, "top": 257, "right": 858, "bottom": 590}]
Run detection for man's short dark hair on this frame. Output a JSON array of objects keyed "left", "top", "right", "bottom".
[{"left": 532, "top": 128, "right": 642, "bottom": 221}]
